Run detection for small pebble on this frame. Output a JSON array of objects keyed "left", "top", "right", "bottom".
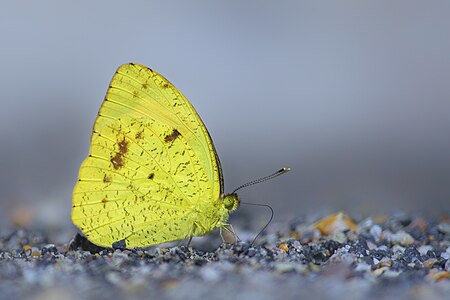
[
  {"left": 430, "top": 271, "right": 450, "bottom": 281},
  {"left": 437, "top": 223, "right": 450, "bottom": 235},
  {"left": 440, "top": 247, "right": 450, "bottom": 260},
  {"left": 382, "top": 230, "right": 414, "bottom": 246},
  {"left": 418, "top": 245, "right": 433, "bottom": 256},
  {"left": 445, "top": 259, "right": 450, "bottom": 272},
  {"left": 354, "top": 263, "right": 371, "bottom": 272},
  {"left": 369, "top": 225, "right": 382, "bottom": 241},
  {"left": 423, "top": 258, "right": 438, "bottom": 268},
  {"left": 277, "top": 243, "right": 289, "bottom": 253}
]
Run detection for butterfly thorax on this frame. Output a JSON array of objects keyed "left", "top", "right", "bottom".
[{"left": 190, "top": 193, "right": 239, "bottom": 236}]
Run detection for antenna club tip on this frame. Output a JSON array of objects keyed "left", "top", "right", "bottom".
[{"left": 281, "top": 167, "right": 291, "bottom": 172}]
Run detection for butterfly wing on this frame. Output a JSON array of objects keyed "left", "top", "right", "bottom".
[{"left": 72, "top": 64, "right": 223, "bottom": 247}]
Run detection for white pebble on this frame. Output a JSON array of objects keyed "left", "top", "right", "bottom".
[
  {"left": 369, "top": 225, "right": 382, "bottom": 241},
  {"left": 418, "top": 245, "right": 433, "bottom": 256},
  {"left": 354, "top": 263, "right": 371, "bottom": 272},
  {"left": 440, "top": 247, "right": 450, "bottom": 260},
  {"left": 200, "top": 266, "right": 220, "bottom": 282},
  {"left": 382, "top": 230, "right": 414, "bottom": 246}
]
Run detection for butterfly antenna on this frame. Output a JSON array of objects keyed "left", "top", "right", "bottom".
[
  {"left": 240, "top": 202, "right": 274, "bottom": 246},
  {"left": 231, "top": 167, "right": 291, "bottom": 194},
  {"left": 232, "top": 167, "right": 290, "bottom": 245}
]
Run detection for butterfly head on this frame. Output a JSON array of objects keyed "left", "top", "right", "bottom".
[{"left": 222, "top": 193, "right": 240, "bottom": 211}]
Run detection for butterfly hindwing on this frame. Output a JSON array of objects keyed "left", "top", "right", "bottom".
[{"left": 73, "top": 114, "right": 212, "bottom": 247}]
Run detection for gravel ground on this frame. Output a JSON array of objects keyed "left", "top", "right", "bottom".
[{"left": 1, "top": 213, "right": 450, "bottom": 300}]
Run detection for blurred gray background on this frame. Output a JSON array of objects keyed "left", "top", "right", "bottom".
[{"left": 1, "top": 1, "right": 450, "bottom": 229}]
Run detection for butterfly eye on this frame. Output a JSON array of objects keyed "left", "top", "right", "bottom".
[{"left": 222, "top": 193, "right": 239, "bottom": 211}]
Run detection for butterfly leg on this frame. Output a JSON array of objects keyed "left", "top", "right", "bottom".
[
  {"left": 223, "top": 224, "right": 241, "bottom": 243},
  {"left": 176, "top": 235, "right": 193, "bottom": 248},
  {"left": 219, "top": 226, "right": 226, "bottom": 244},
  {"left": 186, "top": 236, "right": 193, "bottom": 248},
  {"left": 177, "top": 223, "right": 195, "bottom": 248},
  {"left": 219, "top": 224, "right": 240, "bottom": 244},
  {"left": 184, "top": 223, "right": 198, "bottom": 248}
]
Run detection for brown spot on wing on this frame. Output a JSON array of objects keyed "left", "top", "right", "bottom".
[
  {"left": 103, "top": 174, "right": 111, "bottom": 183},
  {"left": 142, "top": 82, "right": 148, "bottom": 89},
  {"left": 111, "top": 138, "right": 128, "bottom": 170},
  {"left": 135, "top": 130, "right": 144, "bottom": 140},
  {"left": 148, "top": 173, "right": 154, "bottom": 180},
  {"left": 111, "top": 153, "right": 124, "bottom": 169},
  {"left": 164, "top": 129, "right": 181, "bottom": 143},
  {"left": 118, "top": 138, "right": 128, "bottom": 154}
]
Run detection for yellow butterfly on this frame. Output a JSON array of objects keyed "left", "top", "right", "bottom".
[
  {"left": 72, "top": 63, "right": 289, "bottom": 248},
  {"left": 71, "top": 63, "right": 242, "bottom": 248}
]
